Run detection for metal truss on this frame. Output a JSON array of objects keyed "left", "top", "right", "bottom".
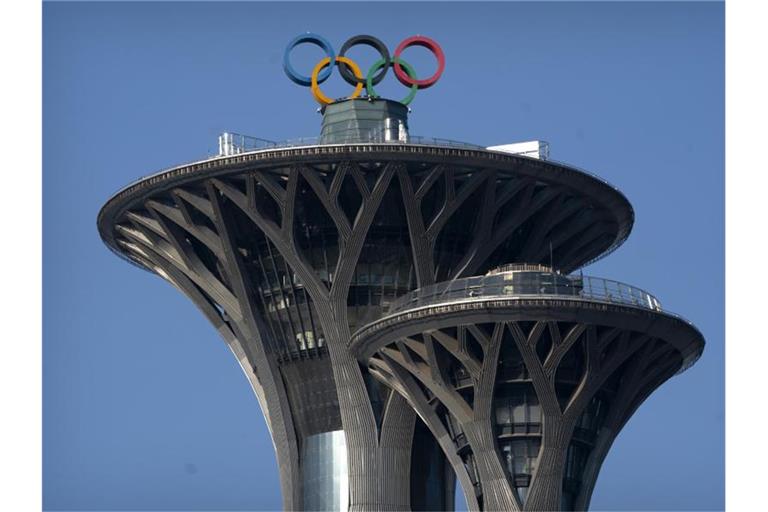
[
  {"left": 352, "top": 297, "right": 704, "bottom": 511},
  {"left": 98, "top": 145, "right": 635, "bottom": 511}
]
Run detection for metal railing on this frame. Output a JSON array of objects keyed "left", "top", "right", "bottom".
[
  {"left": 216, "top": 131, "right": 484, "bottom": 156},
  {"left": 388, "top": 270, "right": 662, "bottom": 314},
  {"left": 218, "top": 132, "right": 278, "bottom": 155}
]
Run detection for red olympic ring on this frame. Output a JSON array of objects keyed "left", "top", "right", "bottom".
[{"left": 393, "top": 36, "right": 445, "bottom": 90}]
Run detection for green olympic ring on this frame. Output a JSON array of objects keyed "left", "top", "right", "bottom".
[{"left": 366, "top": 57, "right": 418, "bottom": 106}]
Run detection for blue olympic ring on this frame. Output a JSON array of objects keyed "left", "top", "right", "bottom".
[{"left": 283, "top": 33, "right": 335, "bottom": 87}]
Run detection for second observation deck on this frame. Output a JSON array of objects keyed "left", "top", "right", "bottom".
[{"left": 389, "top": 267, "right": 663, "bottom": 314}]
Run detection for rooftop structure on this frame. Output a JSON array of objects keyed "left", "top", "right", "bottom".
[{"left": 97, "top": 33, "right": 703, "bottom": 511}]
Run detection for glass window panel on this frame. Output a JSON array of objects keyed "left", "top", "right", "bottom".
[
  {"left": 302, "top": 430, "right": 349, "bottom": 512},
  {"left": 495, "top": 400, "right": 510, "bottom": 425},
  {"left": 529, "top": 403, "right": 541, "bottom": 424},
  {"left": 512, "top": 402, "right": 526, "bottom": 423},
  {"left": 502, "top": 444, "right": 513, "bottom": 475},
  {"left": 512, "top": 441, "right": 527, "bottom": 457}
]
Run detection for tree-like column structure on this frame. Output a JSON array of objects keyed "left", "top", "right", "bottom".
[
  {"left": 351, "top": 270, "right": 703, "bottom": 511},
  {"left": 99, "top": 143, "right": 634, "bottom": 511}
]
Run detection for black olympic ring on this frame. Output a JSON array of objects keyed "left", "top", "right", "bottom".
[{"left": 337, "top": 35, "right": 390, "bottom": 87}]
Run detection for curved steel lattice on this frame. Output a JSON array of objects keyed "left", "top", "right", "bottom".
[
  {"left": 99, "top": 146, "right": 636, "bottom": 511},
  {"left": 351, "top": 291, "right": 704, "bottom": 511}
]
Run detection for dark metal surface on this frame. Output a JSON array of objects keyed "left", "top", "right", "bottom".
[
  {"left": 98, "top": 144, "right": 635, "bottom": 276},
  {"left": 97, "top": 108, "right": 675, "bottom": 511},
  {"left": 350, "top": 291, "right": 704, "bottom": 511}
]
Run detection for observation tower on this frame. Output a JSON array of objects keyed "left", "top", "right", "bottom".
[{"left": 97, "top": 33, "right": 703, "bottom": 511}]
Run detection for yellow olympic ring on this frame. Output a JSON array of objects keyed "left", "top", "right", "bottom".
[{"left": 311, "top": 56, "right": 363, "bottom": 105}]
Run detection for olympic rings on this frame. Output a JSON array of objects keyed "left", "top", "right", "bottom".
[
  {"left": 366, "top": 57, "right": 418, "bottom": 106},
  {"left": 284, "top": 33, "right": 444, "bottom": 105},
  {"left": 393, "top": 36, "right": 445, "bottom": 89},
  {"left": 311, "top": 56, "right": 364, "bottom": 105}
]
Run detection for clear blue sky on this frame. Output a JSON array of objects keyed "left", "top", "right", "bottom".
[{"left": 43, "top": 2, "right": 724, "bottom": 510}]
